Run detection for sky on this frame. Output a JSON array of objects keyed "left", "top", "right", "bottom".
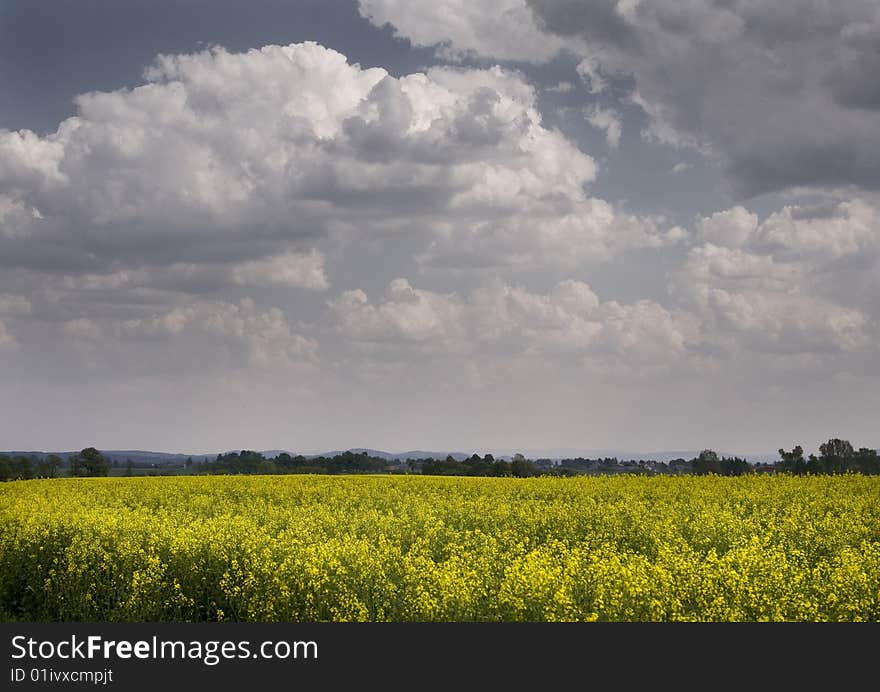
[{"left": 1, "top": 0, "right": 879, "bottom": 456}]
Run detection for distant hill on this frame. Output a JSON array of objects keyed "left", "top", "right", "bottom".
[
  {"left": 0, "top": 448, "right": 472, "bottom": 465},
  {"left": 2, "top": 450, "right": 216, "bottom": 466},
  {"left": 0, "top": 447, "right": 820, "bottom": 466},
  {"left": 344, "top": 449, "right": 470, "bottom": 461},
  {"left": 487, "top": 448, "right": 783, "bottom": 464}
]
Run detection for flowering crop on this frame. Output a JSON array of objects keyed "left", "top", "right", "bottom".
[{"left": 1, "top": 474, "right": 878, "bottom": 621}]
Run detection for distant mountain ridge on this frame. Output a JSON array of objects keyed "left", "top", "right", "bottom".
[
  {"left": 1, "top": 450, "right": 216, "bottom": 464},
  {"left": 1, "top": 447, "right": 788, "bottom": 464}
]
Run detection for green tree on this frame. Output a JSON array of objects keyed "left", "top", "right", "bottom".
[
  {"left": 854, "top": 448, "right": 880, "bottom": 475},
  {"left": 778, "top": 446, "right": 806, "bottom": 475},
  {"left": 819, "top": 438, "right": 854, "bottom": 474},
  {"left": 492, "top": 459, "right": 512, "bottom": 476},
  {"left": 70, "top": 447, "right": 110, "bottom": 477},
  {"left": 805, "top": 453, "right": 823, "bottom": 475},
  {"left": 45, "top": 454, "right": 62, "bottom": 478},
  {"left": 257, "top": 459, "right": 279, "bottom": 475},
  {"left": 693, "top": 449, "right": 721, "bottom": 475},
  {"left": 0, "top": 454, "right": 12, "bottom": 481},
  {"left": 720, "top": 456, "right": 751, "bottom": 476},
  {"left": 510, "top": 453, "right": 538, "bottom": 477},
  {"left": 11, "top": 456, "right": 34, "bottom": 480}
]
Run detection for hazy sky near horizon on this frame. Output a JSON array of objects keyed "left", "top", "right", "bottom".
[{"left": 1, "top": 0, "right": 879, "bottom": 455}]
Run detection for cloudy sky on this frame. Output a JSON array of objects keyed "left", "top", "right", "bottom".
[{"left": 2, "top": 0, "right": 879, "bottom": 456}]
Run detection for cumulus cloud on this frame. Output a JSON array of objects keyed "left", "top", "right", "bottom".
[
  {"left": 363, "top": 0, "right": 880, "bottom": 196},
  {"left": 755, "top": 198, "right": 879, "bottom": 260},
  {"left": 673, "top": 196, "right": 880, "bottom": 356},
  {"left": 60, "top": 298, "right": 318, "bottom": 370},
  {"left": 331, "top": 277, "right": 698, "bottom": 367},
  {"left": 330, "top": 278, "right": 466, "bottom": 352},
  {"left": 0, "top": 40, "right": 672, "bottom": 315},
  {"left": 4, "top": 29, "right": 879, "bottom": 452},
  {"left": 696, "top": 206, "right": 759, "bottom": 248},
  {"left": 417, "top": 199, "right": 684, "bottom": 270},
  {"left": 0, "top": 38, "right": 696, "bottom": 392},
  {"left": 230, "top": 251, "right": 328, "bottom": 290},
  {"left": 358, "top": 0, "right": 566, "bottom": 62}
]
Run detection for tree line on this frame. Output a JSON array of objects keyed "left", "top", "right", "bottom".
[
  {"left": 0, "top": 447, "right": 110, "bottom": 481},
  {"left": 1, "top": 438, "right": 878, "bottom": 481}
]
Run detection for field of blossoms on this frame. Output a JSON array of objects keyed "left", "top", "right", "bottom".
[{"left": 1, "top": 474, "right": 878, "bottom": 621}]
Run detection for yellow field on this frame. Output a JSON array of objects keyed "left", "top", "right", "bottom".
[{"left": 1, "top": 474, "right": 878, "bottom": 621}]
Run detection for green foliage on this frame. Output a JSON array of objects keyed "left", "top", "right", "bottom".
[
  {"left": 779, "top": 446, "right": 806, "bottom": 475},
  {"left": 0, "top": 455, "right": 36, "bottom": 481},
  {"left": 69, "top": 448, "right": 110, "bottom": 477},
  {"left": 820, "top": 438, "right": 855, "bottom": 474}
]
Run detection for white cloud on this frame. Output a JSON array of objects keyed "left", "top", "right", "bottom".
[
  {"left": 61, "top": 299, "right": 318, "bottom": 370},
  {"left": 575, "top": 57, "right": 608, "bottom": 95},
  {"left": 584, "top": 105, "right": 622, "bottom": 148},
  {"left": 674, "top": 196, "right": 880, "bottom": 356},
  {"left": 691, "top": 196, "right": 880, "bottom": 261},
  {"left": 696, "top": 206, "right": 759, "bottom": 248},
  {"left": 231, "top": 251, "right": 328, "bottom": 290},
  {"left": 365, "top": 0, "right": 880, "bottom": 195},
  {"left": 0, "top": 40, "right": 671, "bottom": 322},
  {"left": 358, "top": 0, "right": 565, "bottom": 62},
  {"left": 670, "top": 162, "right": 692, "bottom": 174},
  {"left": 331, "top": 277, "right": 697, "bottom": 366},
  {"left": 418, "top": 199, "right": 683, "bottom": 271},
  {"left": 756, "top": 198, "right": 879, "bottom": 260},
  {"left": 696, "top": 284, "right": 868, "bottom": 355}
]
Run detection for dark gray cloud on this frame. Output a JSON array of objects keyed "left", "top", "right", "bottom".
[
  {"left": 526, "top": 0, "right": 880, "bottom": 196},
  {"left": 362, "top": 0, "right": 880, "bottom": 196}
]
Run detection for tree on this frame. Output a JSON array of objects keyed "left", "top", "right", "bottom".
[
  {"left": 805, "top": 453, "right": 823, "bottom": 475},
  {"left": 257, "top": 459, "right": 279, "bottom": 475},
  {"left": 720, "top": 456, "right": 751, "bottom": 476},
  {"left": 492, "top": 459, "right": 512, "bottom": 477},
  {"left": 854, "top": 448, "right": 880, "bottom": 475},
  {"left": 11, "top": 456, "right": 34, "bottom": 480},
  {"left": 45, "top": 454, "right": 62, "bottom": 478},
  {"left": 70, "top": 447, "right": 110, "bottom": 477},
  {"left": 778, "top": 446, "right": 806, "bottom": 475},
  {"left": 510, "top": 454, "right": 538, "bottom": 477},
  {"left": 693, "top": 449, "right": 721, "bottom": 475},
  {"left": 819, "top": 438, "right": 854, "bottom": 474}
]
